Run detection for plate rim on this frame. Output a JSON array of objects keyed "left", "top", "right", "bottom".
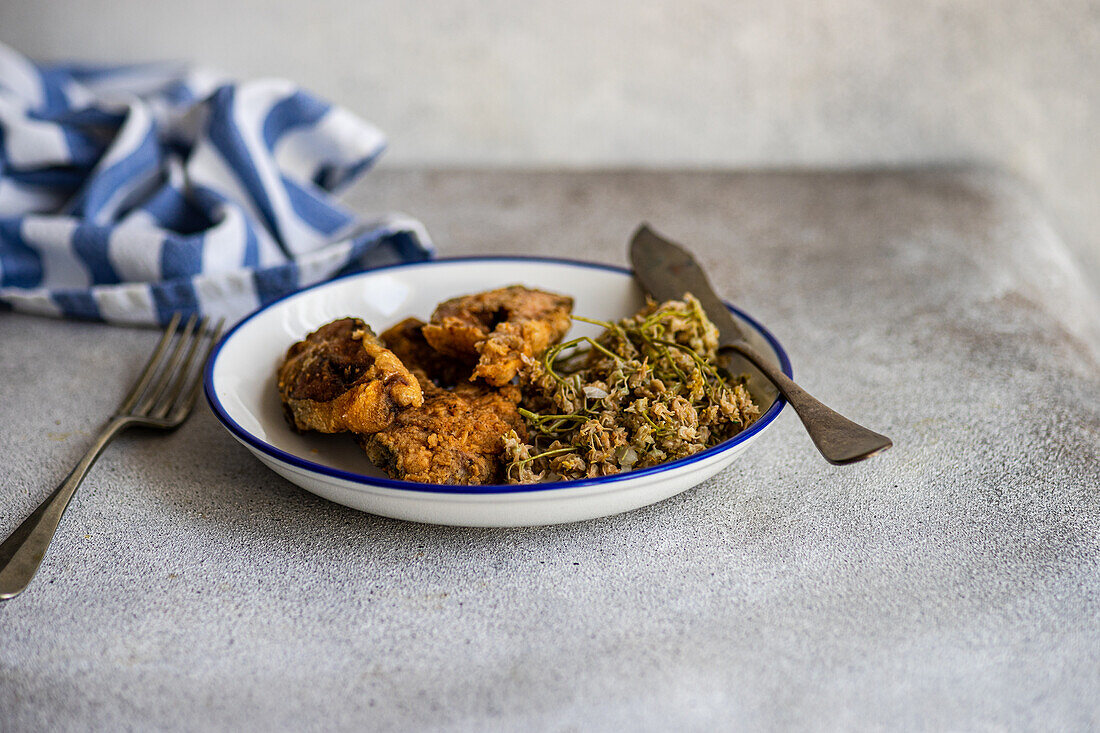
[{"left": 203, "top": 255, "right": 792, "bottom": 495}]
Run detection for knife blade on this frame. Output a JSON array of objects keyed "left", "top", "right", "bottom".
[
  {"left": 629, "top": 224, "right": 749, "bottom": 349},
  {"left": 627, "top": 223, "right": 892, "bottom": 465}
]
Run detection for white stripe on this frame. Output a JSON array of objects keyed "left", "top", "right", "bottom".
[
  {"left": 185, "top": 136, "right": 284, "bottom": 258},
  {"left": 200, "top": 205, "right": 247, "bottom": 274},
  {"left": 80, "top": 102, "right": 160, "bottom": 224},
  {"left": 295, "top": 239, "right": 354, "bottom": 285},
  {"left": 193, "top": 269, "right": 259, "bottom": 325},
  {"left": 93, "top": 101, "right": 153, "bottom": 171},
  {"left": 21, "top": 217, "right": 88, "bottom": 288},
  {"left": 368, "top": 213, "right": 435, "bottom": 251},
  {"left": 61, "top": 77, "right": 97, "bottom": 109},
  {"left": 115, "top": 208, "right": 161, "bottom": 230},
  {"left": 231, "top": 82, "right": 326, "bottom": 256},
  {"left": 0, "top": 95, "right": 72, "bottom": 168},
  {"left": 274, "top": 106, "right": 385, "bottom": 187},
  {"left": 255, "top": 226, "right": 289, "bottom": 268},
  {"left": 114, "top": 153, "right": 184, "bottom": 231},
  {"left": 1, "top": 288, "right": 63, "bottom": 318},
  {"left": 0, "top": 177, "right": 66, "bottom": 216},
  {"left": 93, "top": 283, "right": 158, "bottom": 324},
  {"left": 0, "top": 43, "right": 44, "bottom": 108},
  {"left": 107, "top": 225, "right": 165, "bottom": 283}
]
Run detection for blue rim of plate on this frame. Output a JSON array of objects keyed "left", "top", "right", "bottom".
[{"left": 203, "top": 256, "right": 792, "bottom": 495}]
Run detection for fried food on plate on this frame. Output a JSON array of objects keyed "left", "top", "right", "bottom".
[
  {"left": 380, "top": 317, "right": 471, "bottom": 389},
  {"left": 278, "top": 317, "right": 422, "bottom": 434},
  {"left": 422, "top": 285, "right": 573, "bottom": 386},
  {"left": 359, "top": 381, "right": 525, "bottom": 485}
]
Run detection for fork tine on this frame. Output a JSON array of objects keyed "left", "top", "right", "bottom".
[
  {"left": 169, "top": 319, "right": 225, "bottom": 422},
  {"left": 117, "top": 312, "right": 183, "bottom": 414},
  {"left": 134, "top": 313, "right": 199, "bottom": 416},
  {"left": 152, "top": 316, "right": 211, "bottom": 419}
]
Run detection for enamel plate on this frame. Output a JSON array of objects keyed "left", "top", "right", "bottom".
[{"left": 204, "top": 258, "right": 790, "bottom": 526}]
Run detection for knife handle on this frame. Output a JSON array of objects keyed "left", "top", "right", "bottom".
[{"left": 722, "top": 340, "right": 892, "bottom": 465}]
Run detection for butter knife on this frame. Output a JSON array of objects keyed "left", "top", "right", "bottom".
[{"left": 629, "top": 224, "right": 892, "bottom": 465}]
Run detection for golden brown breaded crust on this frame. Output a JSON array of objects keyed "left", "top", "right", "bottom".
[
  {"left": 278, "top": 317, "right": 422, "bottom": 434},
  {"left": 380, "top": 317, "right": 472, "bottom": 389},
  {"left": 421, "top": 285, "right": 573, "bottom": 386},
  {"left": 359, "top": 382, "right": 525, "bottom": 485}
]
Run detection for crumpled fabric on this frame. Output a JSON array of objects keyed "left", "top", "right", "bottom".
[{"left": 0, "top": 42, "right": 432, "bottom": 325}]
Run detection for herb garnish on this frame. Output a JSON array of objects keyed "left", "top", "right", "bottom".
[{"left": 503, "top": 294, "right": 760, "bottom": 483}]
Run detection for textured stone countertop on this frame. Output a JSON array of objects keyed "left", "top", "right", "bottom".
[{"left": 2, "top": 169, "right": 1098, "bottom": 731}]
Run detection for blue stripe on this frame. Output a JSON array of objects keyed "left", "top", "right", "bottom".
[
  {"left": 334, "top": 236, "right": 375, "bottom": 277},
  {"left": 69, "top": 124, "right": 161, "bottom": 220},
  {"left": 36, "top": 69, "right": 72, "bottom": 114},
  {"left": 160, "top": 233, "right": 204, "bottom": 278},
  {"left": 141, "top": 183, "right": 212, "bottom": 233},
  {"left": 252, "top": 263, "right": 299, "bottom": 306},
  {"left": 261, "top": 91, "right": 329, "bottom": 150},
  {"left": 314, "top": 145, "right": 385, "bottom": 192},
  {"left": 59, "top": 126, "right": 102, "bottom": 168},
  {"left": 71, "top": 224, "right": 120, "bottom": 284},
  {"left": 9, "top": 166, "right": 86, "bottom": 189},
  {"left": 161, "top": 81, "right": 196, "bottom": 106},
  {"left": 356, "top": 230, "right": 432, "bottom": 270},
  {"left": 55, "top": 106, "right": 126, "bottom": 127},
  {"left": 151, "top": 279, "right": 200, "bottom": 325},
  {"left": 281, "top": 175, "right": 351, "bottom": 235},
  {"left": 206, "top": 87, "right": 283, "bottom": 246},
  {"left": 52, "top": 289, "right": 101, "bottom": 320},
  {"left": 242, "top": 221, "right": 260, "bottom": 268},
  {"left": 334, "top": 256, "right": 367, "bottom": 279},
  {"left": 385, "top": 231, "right": 431, "bottom": 263},
  {"left": 0, "top": 219, "right": 44, "bottom": 287},
  {"left": 331, "top": 230, "right": 432, "bottom": 278},
  {"left": 25, "top": 106, "right": 107, "bottom": 167}
]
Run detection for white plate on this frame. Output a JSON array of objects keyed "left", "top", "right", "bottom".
[{"left": 203, "top": 258, "right": 790, "bottom": 526}]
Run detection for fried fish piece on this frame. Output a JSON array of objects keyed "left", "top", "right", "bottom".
[
  {"left": 359, "top": 382, "right": 525, "bottom": 485},
  {"left": 421, "top": 285, "right": 573, "bottom": 386},
  {"left": 380, "top": 317, "right": 472, "bottom": 389},
  {"left": 278, "top": 317, "right": 422, "bottom": 434}
]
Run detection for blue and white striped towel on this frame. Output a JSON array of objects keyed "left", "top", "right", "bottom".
[{"left": 0, "top": 42, "right": 432, "bottom": 325}]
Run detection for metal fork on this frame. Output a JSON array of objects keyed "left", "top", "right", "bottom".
[{"left": 0, "top": 313, "right": 224, "bottom": 600}]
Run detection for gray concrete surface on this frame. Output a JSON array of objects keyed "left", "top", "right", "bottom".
[{"left": 1, "top": 169, "right": 1099, "bottom": 731}]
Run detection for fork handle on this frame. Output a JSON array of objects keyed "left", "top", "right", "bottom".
[
  {"left": 721, "top": 340, "right": 892, "bottom": 465},
  {"left": 0, "top": 417, "right": 128, "bottom": 600}
]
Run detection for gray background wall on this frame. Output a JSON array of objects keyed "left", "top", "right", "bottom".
[{"left": 3, "top": 0, "right": 1098, "bottom": 286}]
